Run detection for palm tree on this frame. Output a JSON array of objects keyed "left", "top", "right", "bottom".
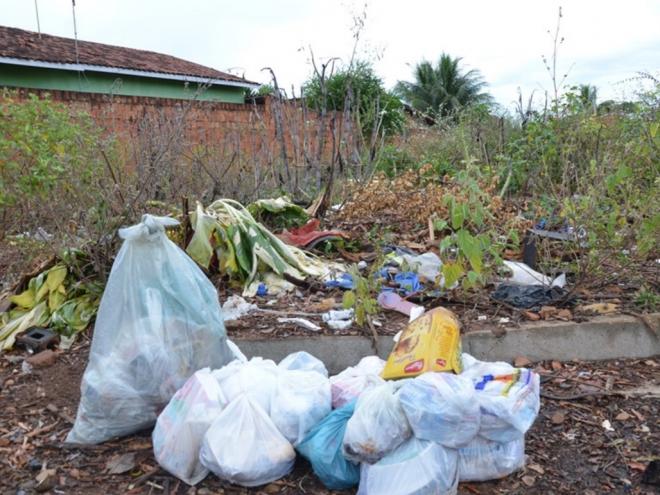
[
  {"left": 577, "top": 84, "right": 598, "bottom": 114},
  {"left": 395, "top": 54, "right": 492, "bottom": 119}
]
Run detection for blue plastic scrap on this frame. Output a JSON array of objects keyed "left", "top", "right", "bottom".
[
  {"left": 256, "top": 283, "right": 268, "bottom": 296},
  {"left": 324, "top": 272, "right": 354, "bottom": 290}
]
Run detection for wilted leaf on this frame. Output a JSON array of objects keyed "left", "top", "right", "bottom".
[{"left": 105, "top": 452, "right": 136, "bottom": 475}]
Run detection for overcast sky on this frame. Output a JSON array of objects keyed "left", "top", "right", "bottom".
[{"left": 3, "top": 0, "right": 659, "bottom": 110}]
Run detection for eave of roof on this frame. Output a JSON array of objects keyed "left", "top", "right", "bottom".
[{"left": 0, "top": 56, "right": 259, "bottom": 89}]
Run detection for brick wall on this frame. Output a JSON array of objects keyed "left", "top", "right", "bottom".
[{"left": 8, "top": 88, "right": 332, "bottom": 166}]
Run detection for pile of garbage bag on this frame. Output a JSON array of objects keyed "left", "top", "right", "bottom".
[
  {"left": 153, "top": 352, "right": 331, "bottom": 487},
  {"left": 61, "top": 217, "right": 539, "bottom": 492},
  {"left": 147, "top": 348, "right": 538, "bottom": 493},
  {"left": 297, "top": 351, "right": 539, "bottom": 494}
]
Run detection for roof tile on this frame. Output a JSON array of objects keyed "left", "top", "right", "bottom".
[{"left": 0, "top": 25, "right": 253, "bottom": 85}]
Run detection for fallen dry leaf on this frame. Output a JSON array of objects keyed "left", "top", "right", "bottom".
[
  {"left": 615, "top": 411, "right": 631, "bottom": 421},
  {"left": 628, "top": 462, "right": 647, "bottom": 472},
  {"left": 523, "top": 310, "right": 541, "bottom": 321},
  {"left": 522, "top": 475, "right": 536, "bottom": 487},
  {"left": 556, "top": 308, "right": 572, "bottom": 321},
  {"left": 514, "top": 356, "right": 532, "bottom": 367},
  {"left": 105, "top": 452, "right": 136, "bottom": 475},
  {"left": 539, "top": 306, "right": 557, "bottom": 319},
  {"left": 551, "top": 360, "right": 563, "bottom": 371},
  {"left": 310, "top": 297, "right": 336, "bottom": 312},
  {"left": 551, "top": 411, "right": 566, "bottom": 425},
  {"left": 528, "top": 463, "right": 545, "bottom": 475},
  {"left": 578, "top": 302, "right": 620, "bottom": 315}
]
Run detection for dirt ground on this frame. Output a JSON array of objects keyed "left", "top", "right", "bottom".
[{"left": 1, "top": 335, "right": 658, "bottom": 495}]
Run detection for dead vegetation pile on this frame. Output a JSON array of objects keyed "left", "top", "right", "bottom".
[{"left": 336, "top": 165, "right": 531, "bottom": 242}]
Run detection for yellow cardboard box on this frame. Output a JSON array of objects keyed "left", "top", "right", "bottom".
[{"left": 381, "top": 307, "right": 462, "bottom": 379}]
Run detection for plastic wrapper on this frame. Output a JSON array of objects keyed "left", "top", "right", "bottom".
[
  {"left": 461, "top": 360, "right": 540, "bottom": 442},
  {"left": 399, "top": 372, "right": 480, "bottom": 448},
  {"left": 329, "top": 356, "right": 385, "bottom": 408},
  {"left": 357, "top": 437, "right": 459, "bottom": 495},
  {"left": 227, "top": 339, "right": 247, "bottom": 363},
  {"left": 152, "top": 369, "right": 227, "bottom": 485},
  {"left": 296, "top": 400, "right": 360, "bottom": 490},
  {"left": 458, "top": 436, "right": 525, "bottom": 481},
  {"left": 270, "top": 369, "right": 332, "bottom": 446},
  {"left": 343, "top": 381, "right": 411, "bottom": 464},
  {"left": 199, "top": 394, "right": 295, "bottom": 487},
  {"left": 381, "top": 307, "right": 462, "bottom": 379},
  {"left": 67, "top": 215, "right": 233, "bottom": 444},
  {"left": 213, "top": 357, "right": 279, "bottom": 414},
  {"left": 278, "top": 351, "right": 328, "bottom": 377}
]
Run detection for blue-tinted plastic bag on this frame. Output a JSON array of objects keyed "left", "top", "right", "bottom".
[{"left": 296, "top": 399, "right": 360, "bottom": 490}]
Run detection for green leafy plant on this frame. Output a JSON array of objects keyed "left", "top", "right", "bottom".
[
  {"left": 437, "top": 172, "right": 520, "bottom": 289},
  {"left": 342, "top": 264, "right": 379, "bottom": 327}
]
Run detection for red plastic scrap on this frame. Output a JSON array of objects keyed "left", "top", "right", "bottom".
[{"left": 277, "top": 219, "right": 349, "bottom": 248}]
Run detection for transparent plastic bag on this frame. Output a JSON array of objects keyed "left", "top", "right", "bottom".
[
  {"left": 278, "top": 351, "right": 328, "bottom": 377},
  {"left": 343, "top": 381, "right": 411, "bottom": 464},
  {"left": 458, "top": 436, "right": 525, "bottom": 481},
  {"left": 213, "top": 357, "right": 279, "bottom": 414},
  {"left": 270, "top": 369, "right": 331, "bottom": 446},
  {"left": 152, "top": 369, "right": 227, "bottom": 485},
  {"left": 199, "top": 394, "right": 295, "bottom": 487},
  {"left": 296, "top": 400, "right": 360, "bottom": 490},
  {"left": 399, "top": 372, "right": 480, "bottom": 448},
  {"left": 67, "top": 215, "right": 233, "bottom": 444},
  {"left": 329, "top": 356, "right": 385, "bottom": 409},
  {"left": 461, "top": 361, "right": 540, "bottom": 442},
  {"left": 358, "top": 437, "right": 459, "bottom": 495}
]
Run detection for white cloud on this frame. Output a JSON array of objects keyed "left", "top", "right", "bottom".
[{"left": 3, "top": 0, "right": 659, "bottom": 108}]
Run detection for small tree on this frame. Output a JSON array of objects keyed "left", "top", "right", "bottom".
[
  {"left": 395, "top": 53, "right": 492, "bottom": 119},
  {"left": 303, "top": 61, "right": 404, "bottom": 138}
]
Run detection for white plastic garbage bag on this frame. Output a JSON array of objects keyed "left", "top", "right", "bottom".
[
  {"left": 152, "top": 369, "right": 227, "bottom": 485},
  {"left": 461, "top": 360, "right": 540, "bottom": 442},
  {"left": 358, "top": 437, "right": 459, "bottom": 495},
  {"left": 401, "top": 252, "right": 443, "bottom": 284},
  {"left": 399, "top": 372, "right": 480, "bottom": 448},
  {"left": 278, "top": 351, "right": 328, "bottom": 377},
  {"left": 270, "top": 369, "right": 332, "bottom": 446},
  {"left": 213, "top": 357, "right": 279, "bottom": 414},
  {"left": 343, "top": 381, "right": 411, "bottom": 464},
  {"left": 502, "top": 261, "right": 566, "bottom": 288},
  {"left": 458, "top": 436, "right": 525, "bottom": 482},
  {"left": 199, "top": 394, "right": 295, "bottom": 487},
  {"left": 330, "top": 356, "right": 385, "bottom": 409},
  {"left": 67, "top": 215, "right": 233, "bottom": 444}
]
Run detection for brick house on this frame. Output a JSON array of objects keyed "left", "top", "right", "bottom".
[
  {"left": 0, "top": 26, "right": 334, "bottom": 193},
  {"left": 0, "top": 25, "right": 257, "bottom": 102}
]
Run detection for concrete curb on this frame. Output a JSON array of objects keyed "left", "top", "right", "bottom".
[{"left": 234, "top": 313, "right": 660, "bottom": 374}]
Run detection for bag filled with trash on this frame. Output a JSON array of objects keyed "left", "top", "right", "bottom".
[
  {"left": 399, "top": 372, "right": 480, "bottom": 448},
  {"left": 343, "top": 381, "right": 411, "bottom": 464},
  {"left": 270, "top": 369, "right": 332, "bottom": 446},
  {"left": 296, "top": 400, "right": 360, "bottom": 490},
  {"left": 461, "top": 359, "right": 540, "bottom": 442},
  {"left": 199, "top": 394, "right": 295, "bottom": 487},
  {"left": 329, "top": 356, "right": 385, "bottom": 409},
  {"left": 458, "top": 436, "right": 525, "bottom": 481},
  {"left": 67, "top": 215, "right": 233, "bottom": 444},
  {"left": 213, "top": 357, "right": 279, "bottom": 414},
  {"left": 357, "top": 437, "right": 459, "bottom": 495},
  {"left": 278, "top": 351, "right": 328, "bottom": 377},
  {"left": 152, "top": 369, "right": 227, "bottom": 485}
]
